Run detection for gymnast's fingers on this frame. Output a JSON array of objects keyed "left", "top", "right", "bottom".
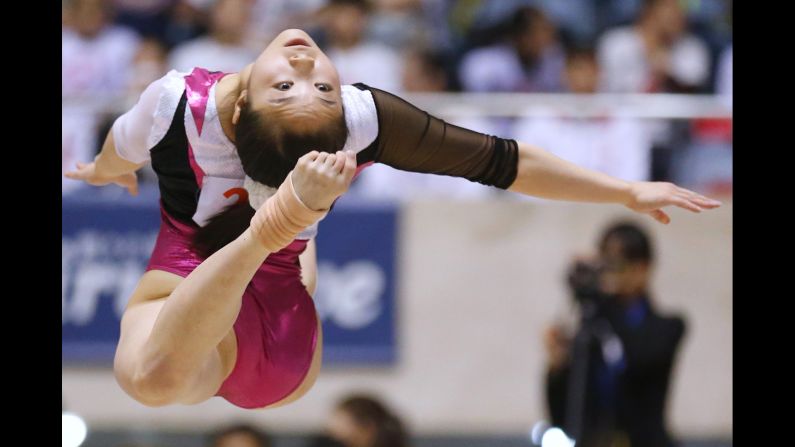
[
  {"left": 323, "top": 152, "right": 337, "bottom": 167},
  {"left": 64, "top": 162, "right": 91, "bottom": 180},
  {"left": 298, "top": 151, "right": 320, "bottom": 166},
  {"left": 341, "top": 151, "right": 357, "bottom": 182},
  {"left": 332, "top": 150, "right": 346, "bottom": 174},
  {"left": 648, "top": 209, "right": 671, "bottom": 225}
]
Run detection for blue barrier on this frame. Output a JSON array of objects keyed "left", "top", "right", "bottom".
[{"left": 62, "top": 187, "right": 398, "bottom": 366}]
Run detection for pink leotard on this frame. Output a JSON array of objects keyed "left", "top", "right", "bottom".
[{"left": 146, "top": 205, "right": 318, "bottom": 409}]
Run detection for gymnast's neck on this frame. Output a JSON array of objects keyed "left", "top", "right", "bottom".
[{"left": 215, "top": 63, "right": 253, "bottom": 143}]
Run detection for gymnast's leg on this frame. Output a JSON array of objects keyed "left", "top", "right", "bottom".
[{"left": 114, "top": 151, "right": 354, "bottom": 406}]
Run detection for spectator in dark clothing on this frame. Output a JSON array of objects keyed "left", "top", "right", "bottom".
[
  {"left": 207, "top": 423, "right": 272, "bottom": 447},
  {"left": 545, "top": 221, "right": 686, "bottom": 447},
  {"left": 318, "top": 393, "right": 409, "bottom": 447}
]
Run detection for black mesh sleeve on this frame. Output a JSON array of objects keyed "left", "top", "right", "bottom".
[{"left": 355, "top": 84, "right": 519, "bottom": 189}]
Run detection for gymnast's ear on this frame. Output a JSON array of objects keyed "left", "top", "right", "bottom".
[{"left": 232, "top": 90, "right": 248, "bottom": 125}]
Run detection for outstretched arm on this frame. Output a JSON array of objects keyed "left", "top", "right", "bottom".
[
  {"left": 509, "top": 142, "right": 720, "bottom": 224},
  {"left": 65, "top": 75, "right": 165, "bottom": 195},
  {"left": 65, "top": 131, "right": 144, "bottom": 196},
  {"left": 357, "top": 85, "right": 721, "bottom": 224}
]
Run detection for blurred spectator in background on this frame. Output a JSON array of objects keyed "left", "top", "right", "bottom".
[
  {"left": 544, "top": 222, "right": 686, "bottom": 447},
  {"left": 716, "top": 44, "right": 732, "bottom": 109},
  {"left": 247, "top": 0, "right": 326, "bottom": 50},
  {"left": 597, "top": 0, "right": 710, "bottom": 93},
  {"left": 347, "top": 48, "right": 495, "bottom": 202},
  {"left": 413, "top": 1, "right": 489, "bottom": 65},
  {"left": 320, "top": 0, "right": 404, "bottom": 92},
  {"left": 458, "top": 6, "right": 565, "bottom": 93},
  {"left": 113, "top": 0, "right": 173, "bottom": 42},
  {"left": 207, "top": 423, "right": 273, "bottom": 447},
  {"left": 536, "top": 0, "right": 598, "bottom": 46},
  {"left": 513, "top": 46, "right": 652, "bottom": 183},
  {"left": 63, "top": 0, "right": 140, "bottom": 96},
  {"left": 310, "top": 394, "right": 408, "bottom": 447},
  {"left": 130, "top": 38, "right": 169, "bottom": 96},
  {"left": 401, "top": 48, "right": 448, "bottom": 93},
  {"left": 161, "top": 0, "right": 208, "bottom": 50},
  {"left": 366, "top": 0, "right": 425, "bottom": 50},
  {"left": 169, "top": 0, "right": 258, "bottom": 73}
]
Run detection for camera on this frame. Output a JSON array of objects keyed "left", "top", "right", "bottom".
[{"left": 566, "top": 260, "right": 608, "bottom": 314}]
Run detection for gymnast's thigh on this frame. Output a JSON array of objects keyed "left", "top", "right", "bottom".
[{"left": 112, "top": 269, "right": 236, "bottom": 405}]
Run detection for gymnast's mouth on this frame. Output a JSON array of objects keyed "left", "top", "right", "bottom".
[{"left": 284, "top": 38, "right": 311, "bottom": 47}]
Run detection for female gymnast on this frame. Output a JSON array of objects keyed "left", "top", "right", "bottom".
[{"left": 65, "top": 29, "right": 720, "bottom": 410}]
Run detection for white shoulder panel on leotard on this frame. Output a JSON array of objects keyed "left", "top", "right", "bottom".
[
  {"left": 111, "top": 70, "right": 189, "bottom": 164},
  {"left": 341, "top": 85, "right": 378, "bottom": 154},
  {"left": 184, "top": 80, "right": 245, "bottom": 179},
  {"left": 290, "top": 86, "right": 377, "bottom": 239}
]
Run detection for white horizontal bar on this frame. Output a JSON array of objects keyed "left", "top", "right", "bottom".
[{"left": 62, "top": 93, "right": 732, "bottom": 119}]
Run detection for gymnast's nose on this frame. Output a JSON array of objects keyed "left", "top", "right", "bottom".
[{"left": 289, "top": 54, "right": 315, "bottom": 74}]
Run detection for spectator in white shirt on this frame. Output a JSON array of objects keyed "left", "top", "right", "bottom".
[
  {"left": 169, "top": 0, "right": 259, "bottom": 74},
  {"left": 597, "top": 0, "right": 710, "bottom": 93},
  {"left": 62, "top": 0, "right": 141, "bottom": 96}
]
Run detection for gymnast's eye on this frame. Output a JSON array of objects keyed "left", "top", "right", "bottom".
[
  {"left": 275, "top": 82, "right": 292, "bottom": 91},
  {"left": 315, "top": 83, "right": 332, "bottom": 92}
]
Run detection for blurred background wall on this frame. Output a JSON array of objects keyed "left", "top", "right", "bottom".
[{"left": 63, "top": 199, "right": 731, "bottom": 441}]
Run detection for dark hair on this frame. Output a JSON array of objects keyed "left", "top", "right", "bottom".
[
  {"left": 640, "top": 0, "right": 672, "bottom": 15},
  {"left": 328, "top": 0, "right": 372, "bottom": 12},
  {"left": 208, "top": 423, "right": 272, "bottom": 447},
  {"left": 598, "top": 221, "right": 654, "bottom": 264},
  {"left": 465, "top": 6, "right": 546, "bottom": 48},
  {"left": 414, "top": 49, "right": 447, "bottom": 74},
  {"left": 337, "top": 395, "right": 408, "bottom": 447},
  {"left": 563, "top": 44, "right": 596, "bottom": 63},
  {"left": 192, "top": 101, "right": 348, "bottom": 257},
  {"left": 511, "top": 6, "right": 544, "bottom": 34},
  {"left": 409, "top": 48, "right": 449, "bottom": 89}
]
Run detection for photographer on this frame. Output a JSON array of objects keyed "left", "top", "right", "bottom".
[{"left": 545, "top": 222, "right": 686, "bottom": 447}]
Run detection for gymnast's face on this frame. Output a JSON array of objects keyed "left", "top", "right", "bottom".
[{"left": 244, "top": 29, "right": 343, "bottom": 131}]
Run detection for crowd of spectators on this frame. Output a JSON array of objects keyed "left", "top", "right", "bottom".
[{"left": 62, "top": 0, "right": 733, "bottom": 198}]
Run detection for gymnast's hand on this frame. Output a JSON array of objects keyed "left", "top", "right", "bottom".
[
  {"left": 64, "top": 161, "right": 139, "bottom": 196},
  {"left": 624, "top": 181, "right": 721, "bottom": 224},
  {"left": 291, "top": 150, "right": 357, "bottom": 211}
]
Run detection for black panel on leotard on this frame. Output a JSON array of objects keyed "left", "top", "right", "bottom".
[
  {"left": 149, "top": 92, "right": 200, "bottom": 224},
  {"left": 352, "top": 83, "right": 519, "bottom": 189}
]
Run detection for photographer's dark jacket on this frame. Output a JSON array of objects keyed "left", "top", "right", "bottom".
[{"left": 547, "top": 295, "right": 686, "bottom": 447}]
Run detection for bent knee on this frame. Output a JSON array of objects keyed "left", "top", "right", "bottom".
[{"left": 116, "top": 360, "right": 189, "bottom": 407}]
